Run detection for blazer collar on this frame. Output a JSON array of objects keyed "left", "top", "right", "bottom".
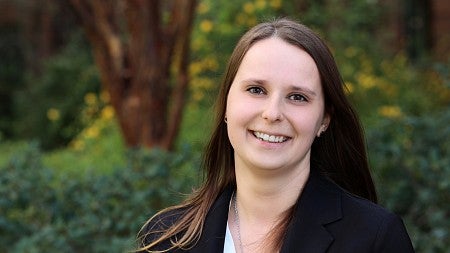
[
  {"left": 191, "top": 170, "right": 342, "bottom": 253},
  {"left": 280, "top": 170, "right": 343, "bottom": 252},
  {"left": 190, "top": 186, "right": 233, "bottom": 253}
]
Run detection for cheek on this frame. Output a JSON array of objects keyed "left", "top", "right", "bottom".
[
  {"left": 289, "top": 110, "right": 324, "bottom": 135},
  {"left": 226, "top": 98, "right": 256, "bottom": 147},
  {"left": 226, "top": 95, "right": 242, "bottom": 141},
  {"left": 226, "top": 108, "right": 246, "bottom": 150},
  {"left": 226, "top": 93, "right": 253, "bottom": 123},
  {"left": 227, "top": 103, "right": 252, "bottom": 127}
]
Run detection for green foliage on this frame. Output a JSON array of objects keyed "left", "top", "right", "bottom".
[
  {"left": 433, "top": 61, "right": 450, "bottom": 89},
  {"left": 340, "top": 51, "right": 449, "bottom": 125},
  {"left": 176, "top": 103, "right": 214, "bottom": 152},
  {"left": 43, "top": 121, "right": 125, "bottom": 176},
  {"left": 12, "top": 31, "right": 100, "bottom": 150},
  {"left": 284, "top": 0, "right": 381, "bottom": 49},
  {"left": 0, "top": 141, "right": 30, "bottom": 168},
  {"left": 42, "top": 91, "right": 125, "bottom": 175},
  {"left": 367, "top": 108, "right": 450, "bottom": 253},
  {"left": 0, "top": 144, "right": 200, "bottom": 252}
]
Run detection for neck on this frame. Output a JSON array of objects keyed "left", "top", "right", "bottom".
[
  {"left": 229, "top": 162, "right": 309, "bottom": 253},
  {"left": 234, "top": 160, "right": 310, "bottom": 224}
]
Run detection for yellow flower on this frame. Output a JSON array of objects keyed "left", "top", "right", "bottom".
[
  {"left": 270, "top": 0, "right": 282, "bottom": 9},
  {"left": 243, "top": 2, "right": 255, "bottom": 14},
  {"left": 197, "top": 2, "right": 210, "bottom": 14},
  {"left": 357, "top": 73, "right": 377, "bottom": 89},
  {"left": 200, "top": 20, "right": 213, "bottom": 33},
  {"left": 85, "top": 126, "right": 99, "bottom": 139},
  {"left": 344, "top": 82, "right": 354, "bottom": 94},
  {"left": 101, "top": 106, "right": 115, "bottom": 120},
  {"left": 378, "top": 105, "right": 403, "bottom": 119},
  {"left": 47, "top": 108, "right": 60, "bottom": 121},
  {"left": 70, "top": 139, "right": 85, "bottom": 151},
  {"left": 255, "top": 0, "right": 267, "bottom": 9},
  {"left": 189, "top": 62, "right": 202, "bottom": 76},
  {"left": 84, "top": 93, "right": 97, "bottom": 106}
]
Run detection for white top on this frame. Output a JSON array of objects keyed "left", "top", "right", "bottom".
[{"left": 223, "top": 221, "right": 237, "bottom": 253}]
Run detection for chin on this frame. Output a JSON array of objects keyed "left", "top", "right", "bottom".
[{"left": 250, "top": 160, "right": 289, "bottom": 171}]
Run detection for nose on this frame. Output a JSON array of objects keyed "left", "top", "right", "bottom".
[{"left": 261, "top": 96, "right": 284, "bottom": 122}]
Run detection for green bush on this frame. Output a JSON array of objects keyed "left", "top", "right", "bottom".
[
  {"left": 368, "top": 108, "right": 450, "bottom": 253},
  {"left": 0, "top": 144, "right": 199, "bottom": 252}
]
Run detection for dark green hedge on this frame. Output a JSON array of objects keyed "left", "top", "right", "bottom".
[
  {"left": 1, "top": 109, "right": 449, "bottom": 252},
  {"left": 0, "top": 146, "right": 199, "bottom": 252},
  {"left": 367, "top": 108, "right": 450, "bottom": 252}
]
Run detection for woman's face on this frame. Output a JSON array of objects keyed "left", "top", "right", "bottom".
[{"left": 226, "top": 37, "right": 329, "bottom": 174}]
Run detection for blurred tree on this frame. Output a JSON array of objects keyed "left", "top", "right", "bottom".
[
  {"left": 0, "top": 22, "right": 24, "bottom": 138},
  {"left": 14, "top": 0, "right": 77, "bottom": 74},
  {"left": 0, "top": 0, "right": 75, "bottom": 139},
  {"left": 69, "top": 0, "right": 197, "bottom": 149}
]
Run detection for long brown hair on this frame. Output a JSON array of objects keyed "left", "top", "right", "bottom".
[{"left": 137, "top": 17, "right": 377, "bottom": 252}]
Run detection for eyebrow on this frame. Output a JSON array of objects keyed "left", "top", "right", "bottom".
[
  {"left": 289, "top": 85, "right": 317, "bottom": 97},
  {"left": 241, "top": 78, "right": 265, "bottom": 85}
]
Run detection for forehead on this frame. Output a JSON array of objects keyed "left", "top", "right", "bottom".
[{"left": 234, "top": 37, "right": 321, "bottom": 90}]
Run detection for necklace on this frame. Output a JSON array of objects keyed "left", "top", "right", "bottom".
[{"left": 232, "top": 191, "right": 245, "bottom": 253}]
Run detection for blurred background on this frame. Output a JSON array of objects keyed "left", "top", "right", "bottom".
[{"left": 0, "top": 0, "right": 448, "bottom": 252}]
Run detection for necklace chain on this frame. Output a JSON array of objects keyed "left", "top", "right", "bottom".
[{"left": 232, "top": 191, "right": 245, "bottom": 253}]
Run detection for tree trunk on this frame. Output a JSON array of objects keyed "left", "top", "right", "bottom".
[{"left": 69, "top": 0, "right": 197, "bottom": 150}]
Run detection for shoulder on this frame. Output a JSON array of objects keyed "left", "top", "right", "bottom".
[
  {"left": 326, "top": 179, "right": 415, "bottom": 252},
  {"left": 313, "top": 171, "right": 403, "bottom": 224},
  {"left": 340, "top": 187, "right": 394, "bottom": 221},
  {"left": 144, "top": 207, "right": 186, "bottom": 230},
  {"left": 138, "top": 207, "right": 187, "bottom": 251}
]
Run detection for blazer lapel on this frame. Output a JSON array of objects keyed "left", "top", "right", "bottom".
[
  {"left": 190, "top": 187, "right": 233, "bottom": 253},
  {"left": 189, "top": 172, "right": 342, "bottom": 253},
  {"left": 281, "top": 171, "right": 343, "bottom": 253}
]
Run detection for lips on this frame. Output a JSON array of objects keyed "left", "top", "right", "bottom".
[{"left": 253, "top": 131, "right": 289, "bottom": 143}]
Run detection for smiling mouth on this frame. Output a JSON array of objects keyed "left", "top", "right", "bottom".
[{"left": 253, "top": 131, "right": 289, "bottom": 143}]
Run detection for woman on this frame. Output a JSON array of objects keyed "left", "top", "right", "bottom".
[{"left": 137, "top": 18, "right": 414, "bottom": 252}]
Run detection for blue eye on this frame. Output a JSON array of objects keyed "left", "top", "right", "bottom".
[
  {"left": 247, "top": 87, "right": 265, "bottom": 95},
  {"left": 288, "top": 94, "right": 308, "bottom": 102}
]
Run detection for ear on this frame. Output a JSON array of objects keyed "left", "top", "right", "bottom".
[
  {"left": 317, "top": 114, "right": 331, "bottom": 137},
  {"left": 322, "top": 113, "right": 331, "bottom": 130}
]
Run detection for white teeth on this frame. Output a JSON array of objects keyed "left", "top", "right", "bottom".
[{"left": 253, "top": 131, "right": 288, "bottom": 143}]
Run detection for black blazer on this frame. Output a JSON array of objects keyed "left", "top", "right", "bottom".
[{"left": 140, "top": 171, "right": 415, "bottom": 252}]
